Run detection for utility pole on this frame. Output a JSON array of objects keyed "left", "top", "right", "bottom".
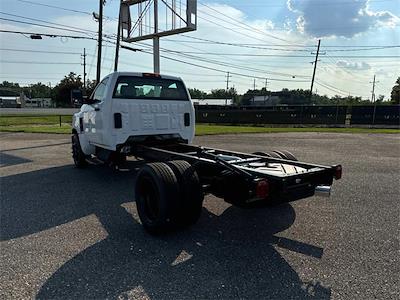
[
  {"left": 252, "top": 78, "right": 256, "bottom": 105},
  {"left": 114, "top": 1, "right": 122, "bottom": 71},
  {"left": 370, "top": 75, "right": 378, "bottom": 102},
  {"left": 225, "top": 71, "right": 230, "bottom": 105},
  {"left": 310, "top": 39, "right": 321, "bottom": 99},
  {"left": 82, "top": 48, "right": 87, "bottom": 92},
  {"left": 96, "top": 0, "right": 104, "bottom": 84},
  {"left": 370, "top": 74, "right": 379, "bottom": 125},
  {"left": 153, "top": 0, "right": 160, "bottom": 73},
  {"left": 264, "top": 78, "right": 268, "bottom": 104}
]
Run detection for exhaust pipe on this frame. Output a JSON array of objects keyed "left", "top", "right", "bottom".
[{"left": 315, "top": 185, "right": 331, "bottom": 197}]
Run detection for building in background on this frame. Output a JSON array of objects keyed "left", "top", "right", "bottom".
[
  {"left": 0, "top": 89, "right": 27, "bottom": 108},
  {"left": 249, "top": 95, "right": 281, "bottom": 106},
  {"left": 193, "top": 98, "right": 234, "bottom": 106},
  {"left": 25, "top": 98, "right": 52, "bottom": 108}
]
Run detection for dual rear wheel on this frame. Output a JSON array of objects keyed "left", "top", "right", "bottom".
[{"left": 135, "top": 161, "right": 204, "bottom": 235}]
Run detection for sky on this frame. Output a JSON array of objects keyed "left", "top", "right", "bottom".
[{"left": 0, "top": 0, "right": 399, "bottom": 99}]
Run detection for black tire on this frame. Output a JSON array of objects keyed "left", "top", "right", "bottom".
[
  {"left": 253, "top": 151, "right": 270, "bottom": 157},
  {"left": 135, "top": 162, "right": 180, "bottom": 235},
  {"left": 272, "top": 150, "right": 289, "bottom": 160},
  {"left": 166, "top": 160, "right": 204, "bottom": 228},
  {"left": 277, "top": 150, "right": 298, "bottom": 161},
  {"left": 252, "top": 151, "right": 281, "bottom": 158},
  {"left": 71, "top": 133, "right": 87, "bottom": 168}
]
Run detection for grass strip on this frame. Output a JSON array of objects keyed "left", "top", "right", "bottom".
[{"left": 0, "top": 123, "right": 398, "bottom": 135}]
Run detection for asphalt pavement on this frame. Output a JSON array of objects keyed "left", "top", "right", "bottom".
[{"left": 0, "top": 132, "right": 399, "bottom": 299}]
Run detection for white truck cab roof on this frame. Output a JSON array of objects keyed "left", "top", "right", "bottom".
[{"left": 105, "top": 71, "right": 183, "bottom": 82}]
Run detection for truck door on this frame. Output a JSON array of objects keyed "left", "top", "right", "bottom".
[{"left": 84, "top": 77, "right": 109, "bottom": 145}]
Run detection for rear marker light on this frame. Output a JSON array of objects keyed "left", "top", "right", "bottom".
[
  {"left": 334, "top": 165, "right": 342, "bottom": 180},
  {"left": 256, "top": 179, "right": 269, "bottom": 199},
  {"left": 142, "top": 73, "right": 160, "bottom": 77},
  {"left": 184, "top": 113, "right": 190, "bottom": 126}
]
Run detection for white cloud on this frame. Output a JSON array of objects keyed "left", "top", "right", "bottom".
[
  {"left": 287, "top": 0, "right": 399, "bottom": 38},
  {"left": 336, "top": 60, "right": 371, "bottom": 70}
]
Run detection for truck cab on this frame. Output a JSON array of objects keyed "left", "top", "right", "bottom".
[{"left": 72, "top": 72, "right": 195, "bottom": 160}]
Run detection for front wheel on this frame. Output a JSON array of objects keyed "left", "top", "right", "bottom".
[{"left": 71, "top": 133, "right": 87, "bottom": 168}]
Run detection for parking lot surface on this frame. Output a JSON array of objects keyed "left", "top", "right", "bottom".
[{"left": 0, "top": 132, "right": 399, "bottom": 299}]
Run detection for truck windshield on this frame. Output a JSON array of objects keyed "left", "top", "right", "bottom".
[{"left": 113, "top": 76, "right": 189, "bottom": 101}]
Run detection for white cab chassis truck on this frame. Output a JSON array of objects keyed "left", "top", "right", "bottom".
[{"left": 72, "top": 72, "right": 342, "bottom": 235}]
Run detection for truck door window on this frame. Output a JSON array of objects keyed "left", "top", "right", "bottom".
[
  {"left": 113, "top": 76, "right": 189, "bottom": 101},
  {"left": 91, "top": 77, "right": 109, "bottom": 101}
]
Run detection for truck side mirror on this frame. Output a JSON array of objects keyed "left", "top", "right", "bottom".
[{"left": 82, "top": 96, "right": 89, "bottom": 104}]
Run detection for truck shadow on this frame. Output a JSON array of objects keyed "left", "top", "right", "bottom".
[
  {"left": 1, "top": 164, "right": 330, "bottom": 299},
  {"left": 0, "top": 152, "right": 33, "bottom": 167}
]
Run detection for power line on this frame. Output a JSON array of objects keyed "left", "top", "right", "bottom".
[
  {"left": 0, "top": 29, "right": 97, "bottom": 40},
  {"left": 199, "top": 2, "right": 306, "bottom": 46},
  {"left": 318, "top": 62, "right": 368, "bottom": 85},
  {"left": 316, "top": 80, "right": 354, "bottom": 96},
  {"left": 149, "top": 49, "right": 400, "bottom": 58},
  {"left": 15, "top": 0, "right": 117, "bottom": 21},
  {"left": 0, "top": 13, "right": 117, "bottom": 38},
  {"left": 314, "top": 81, "right": 350, "bottom": 97},
  {"left": 0, "top": 48, "right": 81, "bottom": 55},
  {"left": 0, "top": 8, "right": 391, "bottom": 97},
  {"left": 325, "top": 46, "right": 400, "bottom": 52},
  {"left": 175, "top": 36, "right": 400, "bottom": 48},
  {"left": 166, "top": 38, "right": 311, "bottom": 51},
  {"left": 136, "top": 41, "right": 311, "bottom": 78},
  {"left": 231, "top": 0, "right": 395, "bottom": 7},
  {"left": 323, "top": 53, "right": 372, "bottom": 83},
  {"left": 0, "top": 60, "right": 80, "bottom": 65},
  {"left": 194, "top": 14, "right": 293, "bottom": 46},
  {"left": 15, "top": 0, "right": 92, "bottom": 16},
  {"left": 0, "top": 17, "right": 95, "bottom": 36},
  {"left": 140, "top": 36, "right": 314, "bottom": 78},
  {"left": 136, "top": 48, "right": 310, "bottom": 83},
  {"left": 166, "top": 36, "right": 400, "bottom": 52},
  {"left": 0, "top": 12, "right": 98, "bottom": 35}
]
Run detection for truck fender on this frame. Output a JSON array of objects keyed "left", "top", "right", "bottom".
[{"left": 72, "top": 111, "right": 95, "bottom": 155}]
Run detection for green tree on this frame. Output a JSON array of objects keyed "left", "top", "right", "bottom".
[
  {"left": 85, "top": 79, "right": 97, "bottom": 97},
  {"left": 376, "top": 95, "right": 385, "bottom": 103},
  {"left": 240, "top": 89, "right": 261, "bottom": 105},
  {"left": 227, "top": 87, "right": 239, "bottom": 104},
  {"left": 188, "top": 88, "right": 207, "bottom": 99},
  {"left": 0, "top": 81, "right": 20, "bottom": 89},
  {"left": 52, "top": 72, "right": 83, "bottom": 107},
  {"left": 23, "top": 83, "right": 52, "bottom": 99},
  {"left": 0, "top": 81, "right": 21, "bottom": 96},
  {"left": 391, "top": 77, "right": 400, "bottom": 104},
  {"left": 210, "top": 89, "right": 228, "bottom": 99}
]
